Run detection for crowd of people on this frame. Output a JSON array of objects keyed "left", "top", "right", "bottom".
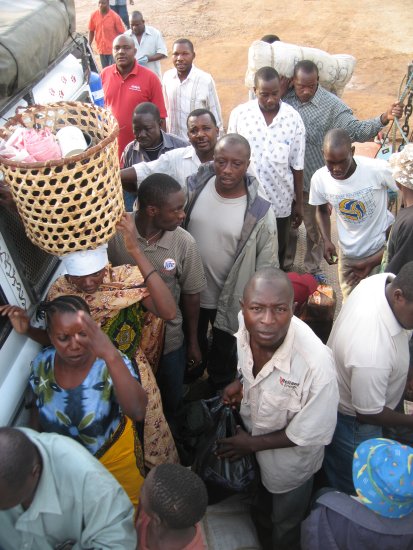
[{"left": 0, "top": 2, "right": 413, "bottom": 549}]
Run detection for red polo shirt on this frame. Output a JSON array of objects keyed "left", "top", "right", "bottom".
[
  {"left": 88, "top": 9, "right": 125, "bottom": 55},
  {"left": 101, "top": 61, "right": 167, "bottom": 158}
]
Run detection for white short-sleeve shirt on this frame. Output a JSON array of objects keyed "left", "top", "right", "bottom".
[
  {"left": 328, "top": 273, "right": 412, "bottom": 416},
  {"left": 124, "top": 26, "right": 167, "bottom": 79},
  {"left": 133, "top": 145, "right": 200, "bottom": 190},
  {"left": 228, "top": 100, "right": 305, "bottom": 218},
  {"left": 237, "top": 313, "right": 338, "bottom": 494}
]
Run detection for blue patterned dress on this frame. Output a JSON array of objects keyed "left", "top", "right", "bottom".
[{"left": 29, "top": 347, "right": 139, "bottom": 455}]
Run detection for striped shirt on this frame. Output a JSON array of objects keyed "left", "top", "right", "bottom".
[
  {"left": 162, "top": 65, "right": 223, "bottom": 139},
  {"left": 283, "top": 85, "right": 384, "bottom": 192},
  {"left": 108, "top": 217, "right": 206, "bottom": 354}
]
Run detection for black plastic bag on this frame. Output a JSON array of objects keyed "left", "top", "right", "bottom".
[
  {"left": 192, "top": 396, "right": 258, "bottom": 500},
  {"left": 173, "top": 398, "right": 216, "bottom": 466}
]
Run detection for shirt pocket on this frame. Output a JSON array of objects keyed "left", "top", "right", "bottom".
[
  {"left": 254, "top": 391, "right": 301, "bottom": 432},
  {"left": 262, "top": 142, "right": 290, "bottom": 179}
]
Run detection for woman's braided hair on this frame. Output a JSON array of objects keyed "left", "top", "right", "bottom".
[{"left": 36, "top": 295, "right": 90, "bottom": 328}]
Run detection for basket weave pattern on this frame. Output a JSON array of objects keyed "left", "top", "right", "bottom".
[{"left": 0, "top": 102, "right": 123, "bottom": 255}]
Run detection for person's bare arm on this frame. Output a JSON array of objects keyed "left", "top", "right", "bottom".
[
  {"left": 120, "top": 167, "right": 138, "bottom": 192},
  {"left": 316, "top": 204, "right": 338, "bottom": 264},
  {"left": 0, "top": 305, "right": 50, "bottom": 346},
  {"left": 88, "top": 31, "right": 95, "bottom": 46},
  {"left": 148, "top": 53, "right": 167, "bottom": 62},
  {"left": 379, "top": 101, "right": 404, "bottom": 125},
  {"left": 117, "top": 214, "right": 176, "bottom": 320},
  {"left": 216, "top": 426, "right": 295, "bottom": 461},
  {"left": 346, "top": 249, "right": 384, "bottom": 287},
  {"left": 357, "top": 407, "right": 413, "bottom": 429},
  {"left": 0, "top": 183, "right": 18, "bottom": 212},
  {"left": 76, "top": 312, "right": 148, "bottom": 421},
  {"left": 279, "top": 75, "right": 292, "bottom": 98}
]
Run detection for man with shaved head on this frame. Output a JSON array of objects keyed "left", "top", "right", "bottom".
[
  {"left": 283, "top": 59, "right": 403, "bottom": 281},
  {"left": 101, "top": 34, "right": 167, "bottom": 158},
  {"left": 217, "top": 267, "right": 338, "bottom": 550},
  {"left": 309, "top": 128, "right": 398, "bottom": 299},
  {"left": 124, "top": 11, "right": 168, "bottom": 79},
  {"left": 324, "top": 262, "right": 413, "bottom": 494},
  {"left": 0, "top": 428, "right": 136, "bottom": 549},
  {"left": 184, "top": 134, "right": 278, "bottom": 389}
]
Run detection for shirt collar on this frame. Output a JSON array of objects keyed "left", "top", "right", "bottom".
[
  {"left": 235, "top": 312, "right": 295, "bottom": 380},
  {"left": 16, "top": 439, "right": 62, "bottom": 534},
  {"left": 161, "top": 130, "right": 176, "bottom": 149},
  {"left": 113, "top": 60, "right": 139, "bottom": 77},
  {"left": 136, "top": 227, "right": 175, "bottom": 249},
  {"left": 293, "top": 84, "right": 322, "bottom": 107},
  {"left": 172, "top": 64, "right": 197, "bottom": 82},
  {"left": 252, "top": 98, "right": 284, "bottom": 122},
  {"left": 127, "top": 26, "right": 152, "bottom": 38},
  {"left": 131, "top": 140, "right": 141, "bottom": 152},
  {"left": 183, "top": 145, "right": 200, "bottom": 162}
]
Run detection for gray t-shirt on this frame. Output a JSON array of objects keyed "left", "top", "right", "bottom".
[
  {"left": 108, "top": 216, "right": 206, "bottom": 354},
  {"left": 187, "top": 177, "right": 247, "bottom": 308}
]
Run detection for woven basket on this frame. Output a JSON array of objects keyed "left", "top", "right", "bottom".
[{"left": 0, "top": 101, "right": 123, "bottom": 255}]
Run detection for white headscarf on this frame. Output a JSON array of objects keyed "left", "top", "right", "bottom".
[
  {"left": 389, "top": 143, "right": 413, "bottom": 190},
  {"left": 61, "top": 244, "right": 109, "bottom": 276}
]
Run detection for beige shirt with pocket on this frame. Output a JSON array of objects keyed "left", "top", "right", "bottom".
[{"left": 237, "top": 313, "right": 339, "bottom": 494}]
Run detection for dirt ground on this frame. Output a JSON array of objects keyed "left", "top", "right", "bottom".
[{"left": 75, "top": 0, "right": 413, "bottom": 127}]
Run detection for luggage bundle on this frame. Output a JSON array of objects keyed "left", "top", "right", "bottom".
[{"left": 245, "top": 40, "right": 356, "bottom": 97}]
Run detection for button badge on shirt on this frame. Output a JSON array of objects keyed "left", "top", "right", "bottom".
[{"left": 160, "top": 258, "right": 177, "bottom": 277}]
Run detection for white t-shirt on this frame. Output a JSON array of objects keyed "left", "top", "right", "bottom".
[
  {"left": 328, "top": 273, "right": 412, "bottom": 416},
  {"left": 228, "top": 100, "right": 305, "bottom": 218},
  {"left": 186, "top": 177, "right": 247, "bottom": 308},
  {"left": 309, "top": 156, "right": 397, "bottom": 258}
]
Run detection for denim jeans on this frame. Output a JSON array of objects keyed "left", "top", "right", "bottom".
[
  {"left": 323, "top": 412, "right": 382, "bottom": 494},
  {"left": 111, "top": 4, "right": 130, "bottom": 28},
  {"left": 99, "top": 54, "right": 114, "bottom": 68},
  {"left": 156, "top": 345, "right": 186, "bottom": 423},
  {"left": 252, "top": 477, "right": 314, "bottom": 550}
]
